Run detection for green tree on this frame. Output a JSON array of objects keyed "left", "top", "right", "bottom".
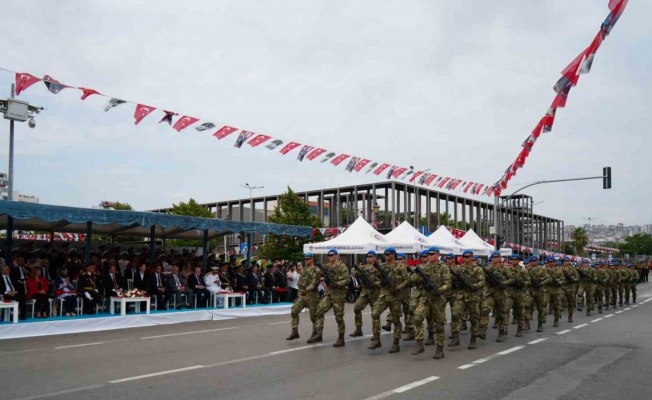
[
  {"left": 419, "top": 212, "right": 455, "bottom": 233},
  {"left": 618, "top": 233, "right": 652, "bottom": 256},
  {"left": 258, "top": 187, "right": 323, "bottom": 261},
  {"left": 570, "top": 227, "right": 589, "bottom": 256},
  {"left": 563, "top": 242, "right": 575, "bottom": 256},
  {"left": 112, "top": 201, "right": 133, "bottom": 211},
  {"left": 168, "top": 198, "right": 215, "bottom": 247},
  {"left": 95, "top": 201, "right": 140, "bottom": 245}
]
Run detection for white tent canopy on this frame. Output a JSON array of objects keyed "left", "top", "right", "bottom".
[
  {"left": 458, "top": 229, "right": 494, "bottom": 256},
  {"left": 425, "top": 226, "right": 465, "bottom": 254},
  {"left": 382, "top": 221, "right": 430, "bottom": 253},
  {"left": 303, "top": 216, "right": 388, "bottom": 254}
]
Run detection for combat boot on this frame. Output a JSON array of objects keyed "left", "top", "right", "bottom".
[
  {"left": 402, "top": 329, "right": 415, "bottom": 341},
  {"left": 568, "top": 315, "right": 573, "bottom": 323},
  {"left": 367, "top": 336, "right": 382, "bottom": 350},
  {"left": 536, "top": 322, "right": 543, "bottom": 332},
  {"left": 307, "top": 329, "right": 323, "bottom": 344},
  {"left": 411, "top": 340, "right": 425, "bottom": 355},
  {"left": 448, "top": 333, "right": 460, "bottom": 347},
  {"left": 333, "top": 333, "right": 345, "bottom": 347},
  {"left": 586, "top": 310, "right": 591, "bottom": 316},
  {"left": 553, "top": 319, "right": 559, "bottom": 327},
  {"left": 525, "top": 322, "right": 531, "bottom": 331},
  {"left": 496, "top": 329, "right": 505, "bottom": 343},
  {"left": 478, "top": 328, "right": 487, "bottom": 340},
  {"left": 468, "top": 335, "right": 477, "bottom": 350},
  {"left": 286, "top": 328, "right": 300, "bottom": 340},
  {"left": 433, "top": 345, "right": 445, "bottom": 359},
  {"left": 515, "top": 327, "right": 524, "bottom": 337},
  {"left": 349, "top": 328, "right": 363, "bottom": 337},
  {"left": 389, "top": 339, "right": 400, "bottom": 353},
  {"left": 577, "top": 305, "right": 582, "bottom": 311},
  {"left": 424, "top": 333, "right": 435, "bottom": 346},
  {"left": 492, "top": 322, "right": 498, "bottom": 329},
  {"left": 402, "top": 327, "right": 409, "bottom": 334},
  {"left": 381, "top": 322, "right": 392, "bottom": 332},
  {"left": 461, "top": 321, "right": 468, "bottom": 331},
  {"left": 598, "top": 308, "right": 603, "bottom": 314}
]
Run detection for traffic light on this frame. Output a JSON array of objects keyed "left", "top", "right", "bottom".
[{"left": 603, "top": 166, "right": 612, "bottom": 189}]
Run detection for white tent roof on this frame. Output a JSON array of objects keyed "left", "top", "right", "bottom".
[
  {"left": 382, "top": 221, "right": 430, "bottom": 253},
  {"left": 425, "top": 226, "right": 465, "bottom": 254},
  {"left": 458, "top": 229, "right": 494, "bottom": 256},
  {"left": 303, "top": 216, "right": 388, "bottom": 254}
]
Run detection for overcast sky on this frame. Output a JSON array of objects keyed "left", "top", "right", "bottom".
[{"left": 0, "top": 0, "right": 649, "bottom": 227}]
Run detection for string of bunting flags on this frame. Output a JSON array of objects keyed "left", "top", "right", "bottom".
[
  {"left": 493, "top": 0, "right": 629, "bottom": 196},
  {"left": 3, "top": 71, "right": 493, "bottom": 197}
]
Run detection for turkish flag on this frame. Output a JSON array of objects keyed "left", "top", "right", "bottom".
[
  {"left": 409, "top": 171, "right": 423, "bottom": 183},
  {"left": 79, "top": 87, "right": 101, "bottom": 100},
  {"left": 542, "top": 108, "right": 556, "bottom": 133},
  {"left": 463, "top": 182, "right": 474, "bottom": 193},
  {"left": 306, "top": 148, "right": 326, "bottom": 160},
  {"left": 475, "top": 184, "right": 485, "bottom": 195},
  {"left": 373, "top": 164, "right": 390, "bottom": 175},
  {"left": 213, "top": 126, "right": 238, "bottom": 140},
  {"left": 559, "top": 51, "right": 584, "bottom": 86},
  {"left": 424, "top": 174, "right": 438, "bottom": 186},
  {"left": 437, "top": 177, "right": 451, "bottom": 188},
  {"left": 134, "top": 104, "right": 156, "bottom": 125},
  {"left": 579, "top": 32, "right": 603, "bottom": 75},
  {"left": 353, "top": 159, "right": 370, "bottom": 172},
  {"left": 450, "top": 179, "right": 463, "bottom": 191},
  {"left": 392, "top": 167, "right": 407, "bottom": 178},
  {"left": 279, "top": 142, "right": 301, "bottom": 155},
  {"left": 15, "top": 73, "right": 40, "bottom": 95},
  {"left": 172, "top": 116, "right": 199, "bottom": 132},
  {"left": 248, "top": 134, "right": 272, "bottom": 147},
  {"left": 486, "top": 186, "right": 495, "bottom": 197},
  {"left": 331, "top": 154, "right": 350, "bottom": 166}
]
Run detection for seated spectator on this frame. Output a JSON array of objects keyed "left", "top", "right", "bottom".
[
  {"left": 166, "top": 265, "right": 195, "bottom": 309},
  {"left": 78, "top": 264, "right": 103, "bottom": 314},
  {"left": 1, "top": 265, "right": 20, "bottom": 305},
  {"left": 55, "top": 267, "right": 78, "bottom": 317},
  {"left": 26, "top": 267, "right": 51, "bottom": 318},
  {"left": 218, "top": 263, "right": 232, "bottom": 291},
  {"left": 204, "top": 266, "right": 222, "bottom": 295},
  {"left": 103, "top": 264, "right": 126, "bottom": 298},
  {"left": 180, "top": 262, "right": 193, "bottom": 280},
  {"left": 148, "top": 264, "right": 168, "bottom": 310},
  {"left": 247, "top": 264, "right": 267, "bottom": 304},
  {"left": 188, "top": 267, "right": 210, "bottom": 308},
  {"left": 133, "top": 263, "right": 149, "bottom": 291},
  {"left": 273, "top": 264, "right": 289, "bottom": 302}
]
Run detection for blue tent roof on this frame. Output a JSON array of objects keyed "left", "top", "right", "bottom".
[{"left": 0, "top": 201, "right": 312, "bottom": 239}]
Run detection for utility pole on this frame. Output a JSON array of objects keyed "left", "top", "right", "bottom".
[{"left": 240, "top": 183, "right": 264, "bottom": 222}]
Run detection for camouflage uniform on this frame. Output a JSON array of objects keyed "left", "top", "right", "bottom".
[
  {"left": 453, "top": 260, "right": 485, "bottom": 348},
  {"left": 594, "top": 264, "right": 608, "bottom": 312},
  {"left": 560, "top": 264, "right": 579, "bottom": 321},
  {"left": 507, "top": 265, "right": 530, "bottom": 336},
  {"left": 290, "top": 265, "right": 320, "bottom": 330},
  {"left": 528, "top": 262, "right": 552, "bottom": 331},
  {"left": 411, "top": 262, "right": 451, "bottom": 356},
  {"left": 370, "top": 261, "right": 410, "bottom": 349},
  {"left": 480, "top": 262, "right": 514, "bottom": 341},
  {"left": 626, "top": 266, "right": 638, "bottom": 304},
  {"left": 546, "top": 265, "right": 565, "bottom": 325},
  {"left": 410, "top": 263, "right": 435, "bottom": 344},
  {"left": 397, "top": 261, "right": 413, "bottom": 335},
  {"left": 313, "top": 261, "right": 350, "bottom": 343},
  {"left": 448, "top": 263, "right": 468, "bottom": 337},
  {"left": 576, "top": 264, "right": 596, "bottom": 315},
  {"left": 351, "top": 263, "right": 381, "bottom": 335},
  {"left": 617, "top": 266, "right": 626, "bottom": 306},
  {"left": 608, "top": 266, "right": 619, "bottom": 307}
]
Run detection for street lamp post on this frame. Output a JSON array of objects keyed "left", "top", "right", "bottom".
[
  {"left": 583, "top": 217, "right": 598, "bottom": 246},
  {"left": 240, "top": 183, "right": 264, "bottom": 223}
]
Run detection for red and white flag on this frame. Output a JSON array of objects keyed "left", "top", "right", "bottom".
[
  {"left": 248, "top": 134, "right": 272, "bottom": 147},
  {"left": 353, "top": 159, "right": 370, "bottom": 172},
  {"left": 15, "top": 73, "right": 40, "bottom": 96},
  {"left": 462, "top": 182, "right": 474, "bottom": 193},
  {"left": 409, "top": 171, "right": 424, "bottom": 183},
  {"left": 331, "top": 154, "right": 350, "bottom": 166},
  {"left": 542, "top": 108, "right": 556, "bottom": 133},
  {"left": 579, "top": 32, "right": 603, "bottom": 75},
  {"left": 392, "top": 167, "right": 407, "bottom": 178},
  {"left": 306, "top": 148, "right": 326, "bottom": 160},
  {"left": 424, "top": 174, "right": 438, "bottom": 186},
  {"left": 79, "top": 87, "right": 101, "bottom": 100},
  {"left": 373, "top": 163, "right": 390, "bottom": 175},
  {"left": 438, "top": 177, "right": 451, "bottom": 188},
  {"left": 213, "top": 126, "right": 238, "bottom": 140},
  {"left": 475, "top": 184, "right": 485, "bottom": 195},
  {"left": 279, "top": 142, "right": 301, "bottom": 155},
  {"left": 172, "top": 116, "right": 199, "bottom": 132},
  {"left": 450, "top": 179, "right": 463, "bottom": 191},
  {"left": 134, "top": 104, "right": 156, "bottom": 125}
]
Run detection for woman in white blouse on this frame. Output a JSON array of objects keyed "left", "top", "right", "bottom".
[{"left": 286, "top": 264, "right": 299, "bottom": 302}]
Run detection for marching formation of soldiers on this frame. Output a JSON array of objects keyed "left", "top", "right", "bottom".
[{"left": 286, "top": 247, "right": 642, "bottom": 360}]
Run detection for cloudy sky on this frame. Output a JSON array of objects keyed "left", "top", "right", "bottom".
[{"left": 0, "top": 0, "right": 649, "bottom": 227}]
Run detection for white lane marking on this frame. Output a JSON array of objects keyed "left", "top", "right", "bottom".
[
  {"left": 55, "top": 342, "right": 106, "bottom": 349},
  {"left": 615, "top": 311, "right": 624, "bottom": 314},
  {"left": 108, "top": 365, "right": 204, "bottom": 383},
  {"left": 471, "top": 354, "right": 502, "bottom": 364},
  {"left": 624, "top": 307, "right": 631, "bottom": 310},
  {"left": 13, "top": 384, "right": 106, "bottom": 400},
  {"left": 528, "top": 338, "right": 548, "bottom": 345},
  {"left": 556, "top": 330, "right": 572, "bottom": 335},
  {"left": 631, "top": 305, "right": 638, "bottom": 308},
  {"left": 591, "top": 318, "right": 604, "bottom": 323},
  {"left": 267, "top": 321, "right": 288, "bottom": 325},
  {"left": 362, "top": 377, "right": 440, "bottom": 400},
  {"left": 497, "top": 346, "right": 525, "bottom": 355},
  {"left": 458, "top": 364, "right": 475, "bottom": 370},
  {"left": 573, "top": 324, "right": 589, "bottom": 329},
  {"left": 269, "top": 345, "right": 316, "bottom": 355},
  {"left": 140, "top": 326, "right": 238, "bottom": 339},
  {"left": 0, "top": 348, "right": 47, "bottom": 355},
  {"left": 604, "top": 314, "right": 614, "bottom": 318}
]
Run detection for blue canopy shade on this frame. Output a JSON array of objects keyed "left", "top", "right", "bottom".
[{"left": 0, "top": 202, "right": 312, "bottom": 239}]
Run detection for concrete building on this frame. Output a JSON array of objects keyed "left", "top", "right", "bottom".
[{"left": 0, "top": 173, "right": 39, "bottom": 202}]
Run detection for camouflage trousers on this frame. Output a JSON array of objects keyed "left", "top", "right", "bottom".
[
  {"left": 372, "top": 293, "right": 403, "bottom": 341},
  {"left": 448, "top": 291, "right": 468, "bottom": 334},
  {"left": 618, "top": 284, "right": 625, "bottom": 304},
  {"left": 385, "top": 292, "right": 412, "bottom": 330},
  {"left": 481, "top": 293, "right": 508, "bottom": 330},
  {"left": 523, "top": 291, "right": 533, "bottom": 324},
  {"left": 624, "top": 284, "right": 631, "bottom": 302},
  {"left": 506, "top": 290, "right": 526, "bottom": 329},
  {"left": 453, "top": 292, "right": 481, "bottom": 336},
  {"left": 610, "top": 285, "right": 618, "bottom": 306},
  {"left": 547, "top": 288, "right": 562, "bottom": 320},
  {"left": 413, "top": 295, "right": 446, "bottom": 346},
  {"left": 529, "top": 289, "right": 548, "bottom": 323},
  {"left": 412, "top": 293, "right": 434, "bottom": 334},
  {"left": 315, "top": 293, "right": 346, "bottom": 334},
  {"left": 594, "top": 285, "right": 605, "bottom": 311},
  {"left": 577, "top": 284, "right": 595, "bottom": 312},
  {"left": 353, "top": 292, "right": 379, "bottom": 329},
  {"left": 290, "top": 293, "right": 319, "bottom": 329},
  {"left": 630, "top": 283, "right": 637, "bottom": 302},
  {"left": 562, "top": 286, "right": 577, "bottom": 318}
]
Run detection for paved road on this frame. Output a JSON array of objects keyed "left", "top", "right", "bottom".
[{"left": 2, "top": 285, "right": 652, "bottom": 400}]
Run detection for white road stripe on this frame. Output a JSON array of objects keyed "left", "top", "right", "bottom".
[
  {"left": 269, "top": 345, "right": 316, "bottom": 355},
  {"left": 471, "top": 354, "right": 502, "bottom": 364},
  {"left": 458, "top": 364, "right": 475, "bottom": 370},
  {"left": 55, "top": 342, "right": 106, "bottom": 349},
  {"left": 590, "top": 318, "right": 604, "bottom": 322},
  {"left": 267, "top": 321, "right": 288, "bottom": 325},
  {"left": 140, "top": 326, "right": 238, "bottom": 339},
  {"left": 615, "top": 311, "right": 624, "bottom": 314},
  {"left": 604, "top": 314, "right": 614, "bottom": 318},
  {"left": 497, "top": 346, "right": 525, "bottom": 355},
  {"left": 528, "top": 338, "right": 548, "bottom": 345},
  {"left": 362, "top": 376, "right": 439, "bottom": 400},
  {"left": 556, "top": 329, "right": 572, "bottom": 335},
  {"left": 573, "top": 323, "right": 588, "bottom": 329},
  {"left": 0, "top": 348, "right": 47, "bottom": 355},
  {"left": 624, "top": 308, "right": 631, "bottom": 310},
  {"left": 631, "top": 305, "right": 638, "bottom": 308},
  {"left": 12, "top": 384, "right": 106, "bottom": 400},
  {"left": 108, "top": 365, "right": 204, "bottom": 383}
]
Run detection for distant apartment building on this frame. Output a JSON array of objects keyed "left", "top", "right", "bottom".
[{"left": 0, "top": 172, "right": 40, "bottom": 203}]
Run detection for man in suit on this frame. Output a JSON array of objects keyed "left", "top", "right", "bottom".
[
  {"left": 188, "top": 266, "right": 210, "bottom": 308},
  {"left": 103, "top": 264, "right": 126, "bottom": 298},
  {"left": 273, "top": 264, "right": 289, "bottom": 302},
  {"left": 123, "top": 258, "right": 140, "bottom": 281},
  {"left": 264, "top": 264, "right": 278, "bottom": 302},
  {"left": 79, "top": 264, "right": 103, "bottom": 314},
  {"left": 148, "top": 265, "right": 168, "bottom": 310},
  {"left": 248, "top": 264, "right": 267, "bottom": 304},
  {"left": 10, "top": 255, "right": 30, "bottom": 320},
  {"left": 133, "top": 263, "right": 149, "bottom": 291},
  {"left": 1, "top": 265, "right": 20, "bottom": 308},
  {"left": 218, "top": 263, "right": 233, "bottom": 291},
  {"left": 167, "top": 265, "right": 194, "bottom": 309}
]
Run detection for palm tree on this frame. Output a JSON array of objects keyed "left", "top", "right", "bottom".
[{"left": 571, "top": 227, "right": 589, "bottom": 255}]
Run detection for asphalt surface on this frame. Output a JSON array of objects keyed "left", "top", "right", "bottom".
[{"left": 2, "top": 284, "right": 652, "bottom": 400}]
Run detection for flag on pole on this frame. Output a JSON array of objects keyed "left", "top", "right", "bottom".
[
  {"left": 134, "top": 104, "right": 156, "bottom": 125},
  {"left": 172, "top": 116, "right": 199, "bottom": 132},
  {"left": 306, "top": 148, "right": 326, "bottom": 160},
  {"left": 248, "top": 134, "right": 272, "bottom": 147},
  {"left": 15, "top": 73, "right": 40, "bottom": 95},
  {"left": 213, "top": 126, "right": 238, "bottom": 140}
]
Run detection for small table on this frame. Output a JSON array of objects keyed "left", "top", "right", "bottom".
[
  {"left": 216, "top": 292, "right": 246, "bottom": 309},
  {"left": 0, "top": 301, "right": 19, "bottom": 323},
  {"left": 110, "top": 296, "right": 151, "bottom": 316}
]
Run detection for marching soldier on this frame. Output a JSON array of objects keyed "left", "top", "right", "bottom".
[
  {"left": 545, "top": 257, "right": 565, "bottom": 327},
  {"left": 506, "top": 254, "right": 530, "bottom": 337},
  {"left": 627, "top": 264, "right": 638, "bottom": 304},
  {"left": 310, "top": 249, "right": 350, "bottom": 347},
  {"left": 412, "top": 250, "right": 436, "bottom": 345},
  {"left": 286, "top": 253, "right": 320, "bottom": 341},
  {"left": 453, "top": 249, "right": 484, "bottom": 349},
  {"left": 396, "top": 253, "right": 414, "bottom": 341},
  {"left": 349, "top": 251, "right": 381, "bottom": 337},
  {"left": 594, "top": 262, "right": 608, "bottom": 313},
  {"left": 560, "top": 256, "right": 579, "bottom": 322},
  {"left": 527, "top": 255, "right": 552, "bottom": 332},
  {"left": 447, "top": 253, "right": 467, "bottom": 346},
  {"left": 608, "top": 262, "right": 619, "bottom": 308},
  {"left": 480, "top": 251, "right": 514, "bottom": 342},
  {"left": 411, "top": 247, "right": 451, "bottom": 359},
  {"left": 575, "top": 259, "right": 596, "bottom": 316}
]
